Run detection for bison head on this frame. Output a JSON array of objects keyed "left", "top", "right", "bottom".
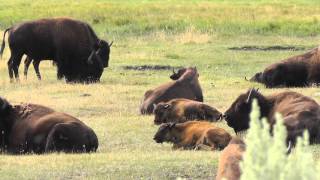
[
  {"left": 0, "top": 97, "right": 12, "bottom": 151},
  {"left": 170, "top": 68, "right": 187, "bottom": 80},
  {"left": 153, "top": 103, "right": 172, "bottom": 125},
  {"left": 84, "top": 50, "right": 105, "bottom": 83},
  {"left": 247, "top": 72, "right": 263, "bottom": 82},
  {"left": 223, "top": 88, "right": 265, "bottom": 133},
  {"left": 153, "top": 123, "right": 177, "bottom": 143},
  {"left": 96, "top": 40, "right": 112, "bottom": 68},
  {"left": 262, "top": 64, "right": 286, "bottom": 88}
]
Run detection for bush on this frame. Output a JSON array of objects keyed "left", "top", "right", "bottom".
[{"left": 240, "top": 99, "right": 320, "bottom": 180}]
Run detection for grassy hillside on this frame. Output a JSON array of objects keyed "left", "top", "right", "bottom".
[{"left": 0, "top": 0, "right": 320, "bottom": 179}]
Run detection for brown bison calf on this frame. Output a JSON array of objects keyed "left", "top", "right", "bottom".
[
  {"left": 224, "top": 88, "right": 320, "bottom": 145},
  {"left": 153, "top": 121, "right": 231, "bottom": 150},
  {"left": 0, "top": 97, "right": 98, "bottom": 154},
  {"left": 248, "top": 47, "right": 320, "bottom": 88},
  {"left": 153, "top": 98, "right": 222, "bottom": 125},
  {"left": 216, "top": 137, "right": 245, "bottom": 180},
  {"left": 140, "top": 67, "right": 203, "bottom": 114}
]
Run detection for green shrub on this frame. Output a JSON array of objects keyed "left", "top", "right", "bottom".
[{"left": 240, "top": 99, "right": 320, "bottom": 180}]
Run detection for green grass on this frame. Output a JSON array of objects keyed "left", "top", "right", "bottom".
[{"left": 1, "top": 0, "right": 320, "bottom": 179}]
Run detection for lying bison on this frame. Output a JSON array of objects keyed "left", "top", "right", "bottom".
[
  {"left": 0, "top": 97, "right": 98, "bottom": 154},
  {"left": 153, "top": 98, "right": 222, "bottom": 125},
  {"left": 247, "top": 47, "right": 320, "bottom": 88},
  {"left": 216, "top": 137, "right": 245, "bottom": 180},
  {"left": 153, "top": 121, "right": 231, "bottom": 150},
  {"left": 0, "top": 18, "right": 112, "bottom": 83},
  {"left": 224, "top": 88, "right": 320, "bottom": 145},
  {"left": 140, "top": 67, "right": 203, "bottom": 114}
]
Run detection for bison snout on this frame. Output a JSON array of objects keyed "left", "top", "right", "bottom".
[{"left": 153, "top": 135, "right": 163, "bottom": 143}]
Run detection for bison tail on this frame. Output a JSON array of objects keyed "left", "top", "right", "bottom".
[{"left": 0, "top": 28, "right": 10, "bottom": 59}]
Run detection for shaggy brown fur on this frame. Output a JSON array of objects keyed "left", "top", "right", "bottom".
[
  {"left": 224, "top": 88, "right": 320, "bottom": 145},
  {"left": 153, "top": 121, "right": 231, "bottom": 150},
  {"left": 140, "top": 67, "right": 203, "bottom": 114},
  {"left": 249, "top": 47, "right": 320, "bottom": 87},
  {"left": 216, "top": 137, "right": 245, "bottom": 180},
  {"left": 0, "top": 97, "right": 98, "bottom": 154},
  {"left": 153, "top": 98, "right": 222, "bottom": 125}
]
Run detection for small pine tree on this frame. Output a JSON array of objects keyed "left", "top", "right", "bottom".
[{"left": 240, "top": 99, "right": 319, "bottom": 180}]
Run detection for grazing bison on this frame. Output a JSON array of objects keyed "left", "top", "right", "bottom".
[
  {"left": 153, "top": 121, "right": 231, "bottom": 150},
  {"left": 224, "top": 88, "right": 320, "bottom": 145},
  {"left": 0, "top": 18, "right": 113, "bottom": 83},
  {"left": 247, "top": 47, "right": 320, "bottom": 88},
  {"left": 216, "top": 137, "right": 245, "bottom": 180},
  {"left": 140, "top": 67, "right": 203, "bottom": 114},
  {"left": 0, "top": 97, "right": 98, "bottom": 154},
  {"left": 153, "top": 98, "right": 222, "bottom": 125}
]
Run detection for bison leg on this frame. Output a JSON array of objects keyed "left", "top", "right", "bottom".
[
  {"left": 23, "top": 56, "right": 32, "bottom": 79},
  {"left": 7, "top": 52, "right": 23, "bottom": 82},
  {"left": 32, "top": 60, "right": 41, "bottom": 80}
]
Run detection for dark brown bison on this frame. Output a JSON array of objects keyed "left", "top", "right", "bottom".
[
  {"left": 153, "top": 121, "right": 231, "bottom": 150},
  {"left": 216, "top": 137, "right": 245, "bottom": 180},
  {"left": 0, "top": 18, "right": 113, "bottom": 83},
  {"left": 224, "top": 88, "right": 320, "bottom": 145},
  {"left": 23, "top": 56, "right": 56, "bottom": 80},
  {"left": 140, "top": 67, "right": 203, "bottom": 114},
  {"left": 247, "top": 47, "right": 320, "bottom": 88},
  {"left": 153, "top": 98, "right": 222, "bottom": 125},
  {"left": 0, "top": 97, "right": 98, "bottom": 154}
]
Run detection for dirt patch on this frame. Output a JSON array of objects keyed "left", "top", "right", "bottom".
[
  {"left": 122, "top": 65, "right": 183, "bottom": 71},
  {"left": 228, "top": 45, "right": 306, "bottom": 51}
]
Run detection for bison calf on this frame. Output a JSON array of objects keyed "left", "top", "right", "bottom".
[
  {"left": 140, "top": 67, "right": 203, "bottom": 114},
  {"left": 153, "top": 121, "right": 231, "bottom": 150},
  {"left": 0, "top": 97, "right": 98, "bottom": 154},
  {"left": 224, "top": 88, "right": 320, "bottom": 145},
  {"left": 153, "top": 98, "right": 222, "bottom": 125},
  {"left": 216, "top": 137, "right": 245, "bottom": 180}
]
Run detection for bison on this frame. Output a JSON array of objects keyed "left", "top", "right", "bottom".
[
  {"left": 153, "top": 98, "right": 222, "bottom": 125},
  {"left": 0, "top": 18, "right": 112, "bottom": 83},
  {"left": 140, "top": 67, "right": 203, "bottom": 114},
  {"left": 224, "top": 88, "right": 320, "bottom": 145},
  {"left": 247, "top": 47, "right": 320, "bottom": 88},
  {"left": 153, "top": 121, "right": 231, "bottom": 150},
  {"left": 0, "top": 97, "right": 98, "bottom": 154},
  {"left": 216, "top": 137, "right": 245, "bottom": 180}
]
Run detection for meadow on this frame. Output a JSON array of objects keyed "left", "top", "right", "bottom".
[{"left": 0, "top": 0, "right": 320, "bottom": 179}]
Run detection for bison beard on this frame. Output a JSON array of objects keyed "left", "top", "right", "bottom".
[
  {"left": 0, "top": 18, "right": 112, "bottom": 83},
  {"left": 0, "top": 97, "right": 98, "bottom": 154},
  {"left": 224, "top": 88, "right": 320, "bottom": 145}
]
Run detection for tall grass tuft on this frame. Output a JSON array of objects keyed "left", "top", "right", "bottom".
[{"left": 241, "top": 99, "right": 320, "bottom": 180}]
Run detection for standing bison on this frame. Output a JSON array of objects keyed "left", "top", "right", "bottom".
[
  {"left": 140, "top": 67, "right": 203, "bottom": 114},
  {"left": 153, "top": 98, "right": 222, "bottom": 125},
  {"left": 224, "top": 88, "right": 320, "bottom": 145},
  {"left": 0, "top": 18, "right": 112, "bottom": 83},
  {"left": 0, "top": 97, "right": 98, "bottom": 154},
  {"left": 247, "top": 47, "right": 320, "bottom": 88}
]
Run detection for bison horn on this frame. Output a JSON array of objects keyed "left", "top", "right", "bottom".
[
  {"left": 246, "top": 88, "right": 254, "bottom": 103},
  {"left": 164, "top": 104, "right": 170, "bottom": 109},
  {"left": 87, "top": 50, "right": 96, "bottom": 64},
  {"left": 172, "top": 68, "right": 176, "bottom": 74},
  {"left": 109, "top": 41, "right": 113, "bottom": 47},
  {"left": 153, "top": 103, "right": 157, "bottom": 110},
  {"left": 286, "top": 141, "right": 292, "bottom": 154},
  {"left": 245, "top": 77, "right": 249, "bottom": 81}
]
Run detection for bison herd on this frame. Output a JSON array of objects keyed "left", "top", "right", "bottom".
[{"left": 2, "top": 17, "right": 320, "bottom": 179}]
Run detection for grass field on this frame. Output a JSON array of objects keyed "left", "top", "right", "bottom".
[{"left": 1, "top": 0, "right": 320, "bottom": 179}]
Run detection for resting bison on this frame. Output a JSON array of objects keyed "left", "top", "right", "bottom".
[
  {"left": 0, "top": 97, "right": 98, "bottom": 154},
  {"left": 224, "top": 88, "right": 320, "bottom": 144},
  {"left": 247, "top": 47, "right": 320, "bottom": 88},
  {"left": 216, "top": 137, "right": 245, "bottom": 180},
  {"left": 153, "top": 98, "right": 222, "bottom": 125},
  {"left": 140, "top": 67, "right": 203, "bottom": 114},
  {"left": 0, "top": 18, "right": 112, "bottom": 83},
  {"left": 153, "top": 121, "right": 231, "bottom": 150}
]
